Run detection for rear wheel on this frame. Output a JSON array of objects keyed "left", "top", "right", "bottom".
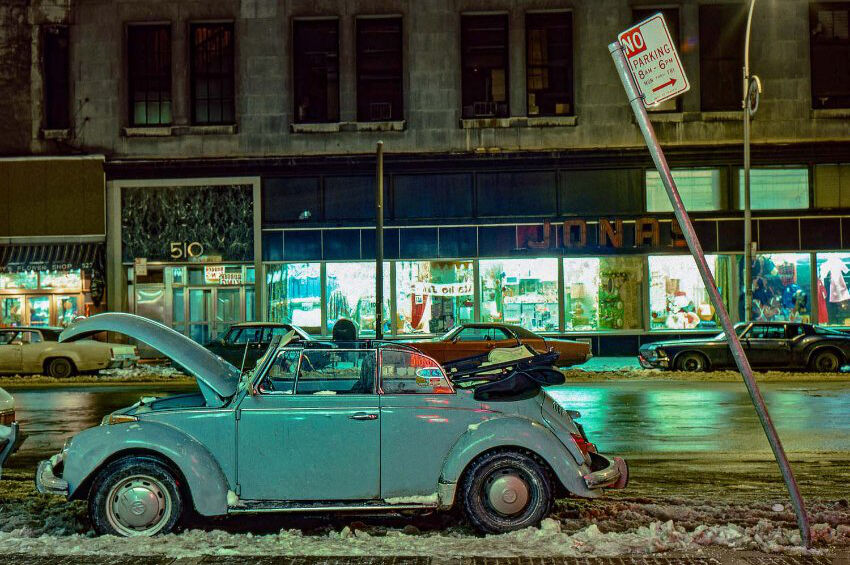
[
  {"left": 675, "top": 352, "right": 707, "bottom": 372},
  {"left": 89, "top": 457, "right": 183, "bottom": 537},
  {"left": 460, "top": 451, "right": 553, "bottom": 534},
  {"left": 810, "top": 349, "right": 841, "bottom": 373},
  {"left": 46, "top": 357, "right": 75, "bottom": 378}
]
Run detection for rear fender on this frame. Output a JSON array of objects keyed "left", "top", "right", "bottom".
[
  {"left": 64, "top": 420, "right": 229, "bottom": 516},
  {"left": 440, "top": 416, "right": 595, "bottom": 499}
]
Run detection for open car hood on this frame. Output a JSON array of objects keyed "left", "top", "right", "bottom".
[{"left": 60, "top": 313, "right": 240, "bottom": 407}]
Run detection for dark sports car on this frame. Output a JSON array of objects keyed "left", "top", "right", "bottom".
[
  {"left": 205, "top": 322, "right": 311, "bottom": 371},
  {"left": 638, "top": 322, "right": 850, "bottom": 372}
]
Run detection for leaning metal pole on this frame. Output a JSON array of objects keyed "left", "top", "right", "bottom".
[
  {"left": 375, "top": 141, "right": 385, "bottom": 340},
  {"left": 743, "top": 0, "right": 756, "bottom": 321},
  {"left": 609, "top": 41, "right": 811, "bottom": 548}
]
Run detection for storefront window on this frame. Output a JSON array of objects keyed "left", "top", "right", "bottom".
[
  {"left": 816, "top": 253, "right": 850, "bottom": 326},
  {"left": 39, "top": 270, "right": 82, "bottom": 290},
  {"left": 480, "top": 258, "right": 558, "bottom": 332},
  {"left": 28, "top": 296, "right": 50, "bottom": 327},
  {"left": 649, "top": 255, "right": 731, "bottom": 330},
  {"left": 738, "top": 168, "right": 809, "bottom": 210},
  {"left": 326, "top": 262, "right": 390, "bottom": 336},
  {"left": 396, "top": 261, "right": 473, "bottom": 334},
  {"left": 0, "top": 272, "right": 38, "bottom": 290},
  {"left": 57, "top": 296, "right": 79, "bottom": 327},
  {"left": 267, "top": 263, "right": 321, "bottom": 334},
  {"left": 564, "top": 257, "right": 644, "bottom": 330},
  {"left": 742, "top": 253, "right": 811, "bottom": 323},
  {"left": 246, "top": 287, "right": 256, "bottom": 322},
  {"left": 646, "top": 169, "right": 723, "bottom": 212},
  {"left": 1, "top": 297, "right": 23, "bottom": 327}
]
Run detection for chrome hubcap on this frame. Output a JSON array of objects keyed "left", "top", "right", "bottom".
[
  {"left": 106, "top": 475, "right": 171, "bottom": 536},
  {"left": 486, "top": 472, "right": 530, "bottom": 516}
]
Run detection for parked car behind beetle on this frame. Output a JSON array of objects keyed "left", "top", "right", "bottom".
[
  {"left": 205, "top": 322, "right": 311, "bottom": 371},
  {"left": 0, "top": 386, "right": 25, "bottom": 478},
  {"left": 37, "top": 313, "right": 626, "bottom": 537},
  {"left": 639, "top": 321, "right": 850, "bottom": 372},
  {"left": 0, "top": 327, "right": 138, "bottom": 377}
]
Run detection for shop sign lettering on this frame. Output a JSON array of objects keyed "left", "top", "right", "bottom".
[
  {"left": 204, "top": 265, "right": 225, "bottom": 284},
  {"left": 522, "top": 218, "right": 686, "bottom": 252},
  {"left": 133, "top": 257, "right": 147, "bottom": 277},
  {"left": 409, "top": 281, "right": 473, "bottom": 296},
  {"left": 219, "top": 272, "right": 242, "bottom": 285},
  {"left": 170, "top": 241, "right": 204, "bottom": 260}
]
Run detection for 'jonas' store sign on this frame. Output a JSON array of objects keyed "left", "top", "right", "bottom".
[{"left": 518, "top": 218, "right": 688, "bottom": 253}]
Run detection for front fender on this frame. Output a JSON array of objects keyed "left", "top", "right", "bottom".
[
  {"left": 64, "top": 420, "right": 229, "bottom": 516},
  {"left": 440, "top": 416, "right": 596, "bottom": 498}
]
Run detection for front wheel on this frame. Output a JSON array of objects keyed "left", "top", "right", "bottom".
[
  {"left": 810, "top": 350, "right": 841, "bottom": 373},
  {"left": 675, "top": 352, "right": 707, "bottom": 372},
  {"left": 460, "top": 451, "right": 553, "bottom": 534},
  {"left": 89, "top": 457, "right": 183, "bottom": 537}
]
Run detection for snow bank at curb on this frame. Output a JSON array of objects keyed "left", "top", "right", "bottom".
[{"left": 0, "top": 519, "right": 842, "bottom": 558}]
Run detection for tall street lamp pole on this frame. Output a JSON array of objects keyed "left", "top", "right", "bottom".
[{"left": 743, "top": 0, "right": 761, "bottom": 321}]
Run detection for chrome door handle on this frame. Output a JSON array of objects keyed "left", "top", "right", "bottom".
[{"left": 350, "top": 412, "right": 378, "bottom": 421}]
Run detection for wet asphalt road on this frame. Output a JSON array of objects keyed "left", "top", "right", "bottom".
[{"left": 5, "top": 379, "right": 849, "bottom": 468}]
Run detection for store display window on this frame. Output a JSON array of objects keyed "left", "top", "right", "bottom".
[
  {"left": 646, "top": 169, "right": 723, "bottom": 212},
  {"left": 39, "top": 270, "right": 82, "bottom": 290},
  {"left": 57, "top": 295, "right": 80, "bottom": 327},
  {"left": 741, "top": 253, "right": 811, "bottom": 323},
  {"left": 815, "top": 253, "right": 850, "bottom": 326},
  {"left": 267, "top": 263, "right": 321, "bottom": 334},
  {"left": 0, "top": 272, "right": 38, "bottom": 290},
  {"left": 737, "top": 168, "right": 809, "bottom": 210},
  {"left": 649, "top": 255, "right": 730, "bottom": 330},
  {"left": 480, "top": 258, "right": 558, "bottom": 332},
  {"left": 564, "top": 257, "right": 644, "bottom": 330},
  {"left": 1, "top": 297, "right": 23, "bottom": 327},
  {"left": 396, "top": 261, "right": 473, "bottom": 334},
  {"left": 325, "top": 262, "right": 390, "bottom": 336}
]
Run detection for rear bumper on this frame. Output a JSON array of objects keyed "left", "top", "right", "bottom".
[
  {"left": 0, "top": 422, "right": 25, "bottom": 479},
  {"left": 35, "top": 453, "right": 69, "bottom": 496},
  {"left": 108, "top": 354, "right": 140, "bottom": 369},
  {"left": 583, "top": 453, "right": 629, "bottom": 490}
]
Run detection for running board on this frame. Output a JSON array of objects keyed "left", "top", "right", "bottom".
[{"left": 228, "top": 500, "right": 439, "bottom": 514}]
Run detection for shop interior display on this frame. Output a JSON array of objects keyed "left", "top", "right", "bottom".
[
  {"left": 598, "top": 257, "right": 644, "bottom": 330},
  {"left": 817, "top": 253, "right": 850, "bottom": 326},
  {"left": 564, "top": 259, "right": 600, "bottom": 330},
  {"left": 649, "top": 255, "right": 724, "bottom": 330},
  {"left": 481, "top": 259, "right": 558, "bottom": 332},
  {"left": 397, "top": 261, "right": 473, "bottom": 334},
  {"left": 742, "top": 254, "right": 810, "bottom": 323}
]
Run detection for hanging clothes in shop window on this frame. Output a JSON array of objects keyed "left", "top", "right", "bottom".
[{"left": 818, "top": 256, "right": 850, "bottom": 303}]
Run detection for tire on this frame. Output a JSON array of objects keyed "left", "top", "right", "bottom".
[
  {"left": 675, "top": 352, "right": 707, "bottom": 372},
  {"left": 89, "top": 456, "right": 183, "bottom": 537},
  {"left": 46, "top": 357, "right": 75, "bottom": 378},
  {"left": 810, "top": 349, "right": 841, "bottom": 373},
  {"left": 460, "top": 450, "right": 553, "bottom": 534}
]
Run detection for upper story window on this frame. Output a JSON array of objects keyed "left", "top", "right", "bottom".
[
  {"left": 526, "top": 11, "right": 573, "bottom": 117},
  {"left": 356, "top": 17, "right": 403, "bottom": 122},
  {"left": 810, "top": 3, "right": 850, "bottom": 109},
  {"left": 43, "top": 26, "right": 70, "bottom": 130},
  {"left": 293, "top": 19, "right": 340, "bottom": 123},
  {"left": 698, "top": 4, "right": 746, "bottom": 112},
  {"left": 461, "top": 14, "right": 509, "bottom": 119},
  {"left": 632, "top": 8, "right": 680, "bottom": 112},
  {"left": 737, "top": 168, "right": 810, "bottom": 210},
  {"left": 127, "top": 24, "right": 172, "bottom": 126},
  {"left": 190, "top": 23, "right": 235, "bottom": 125},
  {"left": 646, "top": 168, "right": 725, "bottom": 212}
]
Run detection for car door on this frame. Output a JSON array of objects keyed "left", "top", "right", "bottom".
[
  {"left": 744, "top": 324, "right": 792, "bottom": 367},
  {"left": 19, "top": 330, "right": 47, "bottom": 373},
  {"left": 236, "top": 347, "right": 380, "bottom": 501},
  {"left": 378, "top": 348, "right": 480, "bottom": 499},
  {"left": 0, "top": 331, "right": 23, "bottom": 373},
  {"left": 443, "top": 326, "right": 498, "bottom": 362}
]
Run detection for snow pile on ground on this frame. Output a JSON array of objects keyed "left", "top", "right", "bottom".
[
  {"left": 0, "top": 517, "right": 842, "bottom": 558},
  {"left": 97, "top": 363, "right": 185, "bottom": 380},
  {"left": 0, "top": 364, "right": 190, "bottom": 386}
]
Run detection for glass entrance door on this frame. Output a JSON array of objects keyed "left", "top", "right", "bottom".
[
  {"left": 0, "top": 297, "right": 23, "bottom": 327},
  {"left": 215, "top": 288, "right": 241, "bottom": 338},
  {"left": 27, "top": 296, "right": 50, "bottom": 326},
  {"left": 188, "top": 289, "right": 213, "bottom": 344},
  {"left": 56, "top": 295, "right": 80, "bottom": 328}
]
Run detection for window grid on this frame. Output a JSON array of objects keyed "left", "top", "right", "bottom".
[
  {"left": 190, "top": 23, "right": 235, "bottom": 125},
  {"left": 293, "top": 19, "right": 340, "bottom": 123},
  {"left": 461, "top": 14, "right": 510, "bottom": 119},
  {"left": 810, "top": 2, "right": 850, "bottom": 109},
  {"left": 43, "top": 25, "right": 70, "bottom": 130},
  {"left": 128, "top": 25, "right": 172, "bottom": 126},
  {"left": 356, "top": 17, "right": 403, "bottom": 122},
  {"left": 525, "top": 12, "right": 573, "bottom": 117}
]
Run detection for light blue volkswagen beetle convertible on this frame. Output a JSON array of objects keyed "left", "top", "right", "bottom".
[{"left": 36, "top": 313, "right": 627, "bottom": 537}]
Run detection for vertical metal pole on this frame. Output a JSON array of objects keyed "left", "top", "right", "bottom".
[
  {"left": 743, "top": 0, "right": 756, "bottom": 321},
  {"left": 609, "top": 41, "right": 810, "bottom": 548},
  {"left": 375, "top": 141, "right": 385, "bottom": 340}
]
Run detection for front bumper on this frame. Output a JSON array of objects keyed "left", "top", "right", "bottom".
[
  {"left": 0, "top": 422, "right": 25, "bottom": 479},
  {"left": 35, "top": 452, "right": 69, "bottom": 496},
  {"left": 583, "top": 452, "right": 629, "bottom": 490},
  {"left": 638, "top": 353, "right": 668, "bottom": 369}
]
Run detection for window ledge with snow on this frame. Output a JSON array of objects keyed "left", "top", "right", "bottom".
[
  {"left": 699, "top": 111, "right": 740, "bottom": 122},
  {"left": 461, "top": 116, "right": 578, "bottom": 129},
  {"left": 122, "top": 126, "right": 173, "bottom": 137},
  {"left": 290, "top": 122, "right": 342, "bottom": 134},
  {"left": 811, "top": 108, "right": 850, "bottom": 120},
  {"left": 177, "top": 124, "right": 238, "bottom": 136},
  {"left": 41, "top": 128, "right": 71, "bottom": 140}
]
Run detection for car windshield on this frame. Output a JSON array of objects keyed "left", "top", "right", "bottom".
[{"left": 813, "top": 326, "right": 847, "bottom": 336}]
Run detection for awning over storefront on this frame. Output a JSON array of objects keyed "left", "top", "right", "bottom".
[{"left": 0, "top": 243, "right": 104, "bottom": 273}]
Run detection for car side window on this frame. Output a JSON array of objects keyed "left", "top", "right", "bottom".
[
  {"left": 264, "top": 349, "right": 301, "bottom": 393},
  {"left": 749, "top": 325, "right": 785, "bottom": 339},
  {"left": 233, "top": 328, "right": 263, "bottom": 344},
  {"left": 295, "top": 350, "right": 375, "bottom": 395},
  {"left": 490, "top": 328, "right": 511, "bottom": 340},
  {"left": 0, "top": 331, "right": 17, "bottom": 345},
  {"left": 786, "top": 325, "right": 806, "bottom": 338},
  {"left": 456, "top": 327, "right": 487, "bottom": 341},
  {"left": 380, "top": 350, "right": 453, "bottom": 394}
]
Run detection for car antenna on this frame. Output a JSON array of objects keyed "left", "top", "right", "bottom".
[{"left": 240, "top": 338, "right": 251, "bottom": 374}]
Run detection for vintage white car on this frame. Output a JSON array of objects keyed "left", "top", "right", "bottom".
[
  {"left": 0, "top": 327, "right": 138, "bottom": 378},
  {"left": 0, "top": 386, "right": 24, "bottom": 478}
]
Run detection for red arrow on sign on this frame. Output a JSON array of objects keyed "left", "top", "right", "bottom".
[{"left": 651, "top": 78, "right": 676, "bottom": 92}]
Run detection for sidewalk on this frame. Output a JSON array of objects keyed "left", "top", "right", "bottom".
[{"left": 2, "top": 551, "right": 845, "bottom": 565}]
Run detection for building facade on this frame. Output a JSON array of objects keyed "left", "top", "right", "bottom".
[{"left": 8, "top": 0, "right": 850, "bottom": 353}]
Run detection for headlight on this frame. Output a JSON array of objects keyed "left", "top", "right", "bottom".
[
  {"left": 655, "top": 348, "right": 666, "bottom": 358},
  {"left": 101, "top": 413, "right": 138, "bottom": 426}
]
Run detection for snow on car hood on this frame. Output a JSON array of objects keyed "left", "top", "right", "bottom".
[{"left": 59, "top": 313, "right": 240, "bottom": 406}]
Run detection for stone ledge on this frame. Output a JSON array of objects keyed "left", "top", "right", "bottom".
[
  {"left": 525, "top": 115, "right": 578, "bottom": 127},
  {"left": 647, "top": 112, "right": 684, "bottom": 123},
  {"left": 699, "top": 111, "right": 740, "bottom": 122},
  {"left": 175, "top": 124, "right": 238, "bottom": 135},
  {"left": 41, "top": 128, "right": 71, "bottom": 140},
  {"left": 811, "top": 108, "right": 850, "bottom": 119},
  {"left": 290, "top": 122, "right": 342, "bottom": 134},
  {"left": 460, "top": 116, "right": 577, "bottom": 129},
  {"left": 352, "top": 120, "right": 406, "bottom": 132},
  {"left": 122, "top": 126, "right": 173, "bottom": 137}
]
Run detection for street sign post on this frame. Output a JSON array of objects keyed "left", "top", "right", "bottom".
[
  {"left": 610, "top": 14, "right": 811, "bottom": 548},
  {"left": 618, "top": 14, "right": 689, "bottom": 106}
]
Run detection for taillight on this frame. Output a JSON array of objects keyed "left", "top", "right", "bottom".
[
  {"left": 0, "top": 410, "right": 15, "bottom": 426},
  {"left": 570, "top": 432, "right": 598, "bottom": 457}
]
